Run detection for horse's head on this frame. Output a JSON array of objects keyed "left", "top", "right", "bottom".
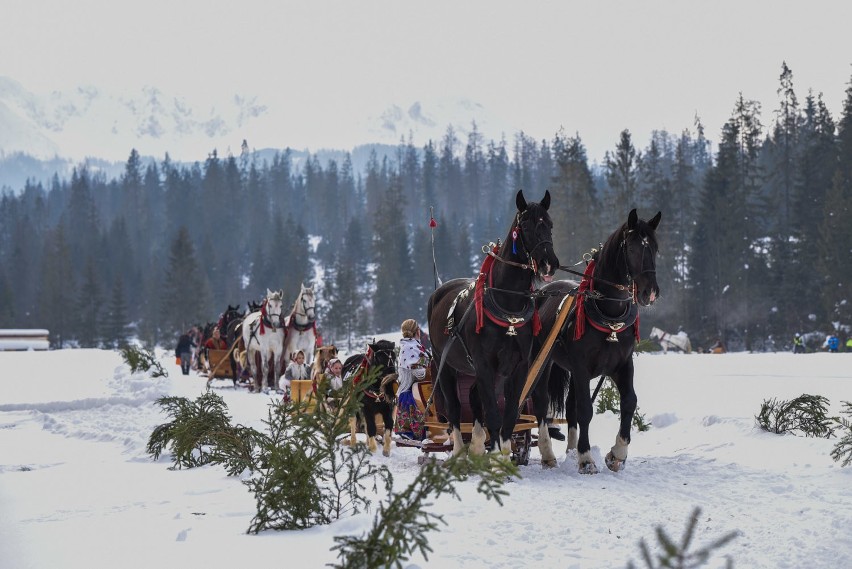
[
  {"left": 368, "top": 339, "right": 396, "bottom": 375},
  {"left": 622, "top": 209, "right": 662, "bottom": 307},
  {"left": 297, "top": 283, "right": 316, "bottom": 322},
  {"left": 515, "top": 189, "right": 560, "bottom": 282},
  {"left": 264, "top": 288, "right": 285, "bottom": 328}
]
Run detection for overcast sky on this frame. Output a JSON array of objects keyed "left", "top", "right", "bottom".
[{"left": 2, "top": 0, "right": 852, "bottom": 163}]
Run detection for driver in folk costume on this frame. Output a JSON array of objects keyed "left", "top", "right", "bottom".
[{"left": 395, "top": 319, "right": 429, "bottom": 441}]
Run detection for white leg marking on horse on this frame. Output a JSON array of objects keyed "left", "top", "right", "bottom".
[
  {"left": 566, "top": 427, "right": 579, "bottom": 451},
  {"left": 470, "top": 421, "right": 487, "bottom": 455},
  {"left": 606, "top": 435, "right": 629, "bottom": 472},
  {"left": 577, "top": 451, "right": 598, "bottom": 474},
  {"left": 349, "top": 417, "right": 358, "bottom": 447},
  {"left": 538, "top": 420, "right": 557, "bottom": 468},
  {"left": 382, "top": 430, "right": 392, "bottom": 457},
  {"left": 497, "top": 437, "right": 513, "bottom": 457},
  {"left": 451, "top": 429, "right": 465, "bottom": 456},
  {"left": 368, "top": 434, "right": 377, "bottom": 453}
]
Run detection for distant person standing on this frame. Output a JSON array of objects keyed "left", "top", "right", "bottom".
[
  {"left": 175, "top": 330, "right": 196, "bottom": 375},
  {"left": 792, "top": 333, "right": 805, "bottom": 354},
  {"left": 846, "top": 337, "right": 852, "bottom": 353},
  {"left": 826, "top": 334, "right": 840, "bottom": 353}
]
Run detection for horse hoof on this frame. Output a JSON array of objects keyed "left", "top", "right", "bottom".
[
  {"left": 578, "top": 462, "right": 599, "bottom": 475},
  {"left": 541, "top": 458, "right": 557, "bottom": 469},
  {"left": 382, "top": 450, "right": 390, "bottom": 457},
  {"left": 605, "top": 452, "right": 625, "bottom": 472}
]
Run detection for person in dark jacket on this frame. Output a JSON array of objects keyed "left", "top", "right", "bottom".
[{"left": 175, "top": 331, "right": 196, "bottom": 375}]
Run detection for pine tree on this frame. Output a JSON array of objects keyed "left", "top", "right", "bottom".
[
  {"left": 372, "top": 176, "right": 414, "bottom": 331},
  {"left": 103, "top": 275, "right": 130, "bottom": 349},
  {"left": 690, "top": 95, "right": 765, "bottom": 349},
  {"left": 75, "top": 257, "right": 103, "bottom": 348},
  {"left": 605, "top": 130, "right": 641, "bottom": 228},
  {"left": 816, "top": 74, "right": 852, "bottom": 326},
  {"left": 326, "top": 252, "right": 361, "bottom": 351},
  {"left": 550, "top": 131, "right": 599, "bottom": 260},
  {"left": 38, "top": 223, "right": 75, "bottom": 347},
  {"left": 161, "top": 227, "right": 212, "bottom": 339},
  {"left": 795, "top": 92, "right": 837, "bottom": 329}
]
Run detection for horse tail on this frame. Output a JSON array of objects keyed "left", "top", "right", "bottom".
[
  {"left": 380, "top": 372, "right": 398, "bottom": 401},
  {"left": 547, "top": 365, "right": 570, "bottom": 418}
]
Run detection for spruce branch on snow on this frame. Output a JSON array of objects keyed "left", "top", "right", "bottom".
[
  {"left": 146, "top": 391, "right": 238, "bottom": 469},
  {"left": 121, "top": 345, "right": 167, "bottom": 377},
  {"left": 628, "top": 507, "right": 738, "bottom": 569},
  {"left": 331, "top": 453, "right": 518, "bottom": 569},
  {"left": 830, "top": 401, "right": 852, "bottom": 467},
  {"left": 755, "top": 394, "right": 836, "bottom": 438},
  {"left": 246, "top": 367, "right": 390, "bottom": 532}
]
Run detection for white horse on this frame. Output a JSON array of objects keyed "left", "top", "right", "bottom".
[
  {"left": 241, "top": 289, "right": 286, "bottom": 392},
  {"left": 649, "top": 326, "right": 692, "bottom": 353},
  {"left": 283, "top": 283, "right": 318, "bottom": 365}
]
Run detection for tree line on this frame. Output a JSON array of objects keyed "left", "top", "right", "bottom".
[{"left": 0, "top": 62, "right": 849, "bottom": 352}]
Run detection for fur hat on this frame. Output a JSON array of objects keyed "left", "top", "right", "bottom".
[{"left": 401, "top": 319, "right": 419, "bottom": 339}]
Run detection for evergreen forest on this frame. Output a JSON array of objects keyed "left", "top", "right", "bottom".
[{"left": 1, "top": 63, "right": 850, "bottom": 352}]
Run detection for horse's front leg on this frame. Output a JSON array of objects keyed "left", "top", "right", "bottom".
[
  {"left": 573, "top": 373, "right": 598, "bottom": 474},
  {"left": 381, "top": 404, "right": 393, "bottom": 457},
  {"left": 364, "top": 407, "right": 378, "bottom": 454},
  {"left": 531, "top": 367, "right": 556, "bottom": 468},
  {"left": 499, "top": 364, "right": 527, "bottom": 461},
  {"left": 606, "top": 362, "right": 637, "bottom": 472},
  {"left": 438, "top": 371, "right": 465, "bottom": 457}
]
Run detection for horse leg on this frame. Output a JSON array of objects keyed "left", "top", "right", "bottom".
[
  {"left": 439, "top": 371, "right": 465, "bottom": 457},
  {"left": 381, "top": 403, "right": 393, "bottom": 457},
  {"left": 349, "top": 415, "right": 358, "bottom": 448},
  {"left": 606, "top": 363, "right": 636, "bottom": 472},
  {"left": 498, "top": 366, "right": 526, "bottom": 460},
  {"left": 531, "top": 372, "right": 557, "bottom": 468},
  {"left": 474, "top": 370, "right": 504, "bottom": 456},
  {"left": 573, "top": 374, "right": 598, "bottom": 474},
  {"left": 252, "top": 351, "right": 262, "bottom": 392},
  {"left": 564, "top": 371, "right": 579, "bottom": 452},
  {"left": 468, "top": 384, "right": 487, "bottom": 455},
  {"left": 364, "top": 405, "right": 378, "bottom": 454}
]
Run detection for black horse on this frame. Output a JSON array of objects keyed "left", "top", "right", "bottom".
[
  {"left": 427, "top": 190, "right": 559, "bottom": 458},
  {"left": 533, "top": 209, "right": 661, "bottom": 472},
  {"left": 342, "top": 339, "right": 397, "bottom": 456},
  {"left": 218, "top": 305, "right": 245, "bottom": 347}
]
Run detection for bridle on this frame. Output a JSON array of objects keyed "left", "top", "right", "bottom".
[
  {"left": 617, "top": 228, "right": 657, "bottom": 304},
  {"left": 484, "top": 208, "right": 554, "bottom": 275},
  {"left": 292, "top": 290, "right": 316, "bottom": 323}
]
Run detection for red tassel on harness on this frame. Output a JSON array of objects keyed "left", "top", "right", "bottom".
[
  {"left": 259, "top": 300, "right": 267, "bottom": 335},
  {"left": 429, "top": 217, "right": 437, "bottom": 228},
  {"left": 532, "top": 307, "right": 542, "bottom": 336},
  {"left": 474, "top": 246, "right": 498, "bottom": 334},
  {"left": 574, "top": 260, "right": 596, "bottom": 340}
]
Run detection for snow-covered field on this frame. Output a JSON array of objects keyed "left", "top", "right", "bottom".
[{"left": 1, "top": 348, "right": 850, "bottom": 568}]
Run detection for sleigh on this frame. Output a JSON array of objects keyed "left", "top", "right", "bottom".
[{"left": 413, "top": 363, "right": 539, "bottom": 465}]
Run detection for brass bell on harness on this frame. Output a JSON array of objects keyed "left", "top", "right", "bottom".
[
  {"left": 606, "top": 322, "right": 626, "bottom": 342},
  {"left": 506, "top": 316, "right": 524, "bottom": 336}
]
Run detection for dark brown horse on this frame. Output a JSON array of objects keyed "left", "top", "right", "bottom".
[
  {"left": 427, "top": 190, "right": 559, "bottom": 458},
  {"left": 533, "top": 209, "right": 661, "bottom": 472},
  {"left": 342, "top": 339, "right": 397, "bottom": 456}
]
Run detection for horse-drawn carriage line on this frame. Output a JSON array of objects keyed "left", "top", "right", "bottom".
[
  {"left": 201, "top": 285, "right": 319, "bottom": 394},
  {"left": 197, "top": 195, "right": 662, "bottom": 474}
]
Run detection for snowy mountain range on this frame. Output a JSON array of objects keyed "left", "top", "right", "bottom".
[{"left": 0, "top": 75, "right": 520, "bottom": 189}]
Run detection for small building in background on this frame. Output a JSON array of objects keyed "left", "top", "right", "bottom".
[{"left": 0, "top": 329, "right": 50, "bottom": 351}]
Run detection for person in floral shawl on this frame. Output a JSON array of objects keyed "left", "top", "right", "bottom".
[{"left": 395, "top": 319, "right": 429, "bottom": 440}]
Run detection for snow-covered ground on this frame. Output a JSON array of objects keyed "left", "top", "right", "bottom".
[{"left": 1, "top": 348, "right": 850, "bottom": 568}]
